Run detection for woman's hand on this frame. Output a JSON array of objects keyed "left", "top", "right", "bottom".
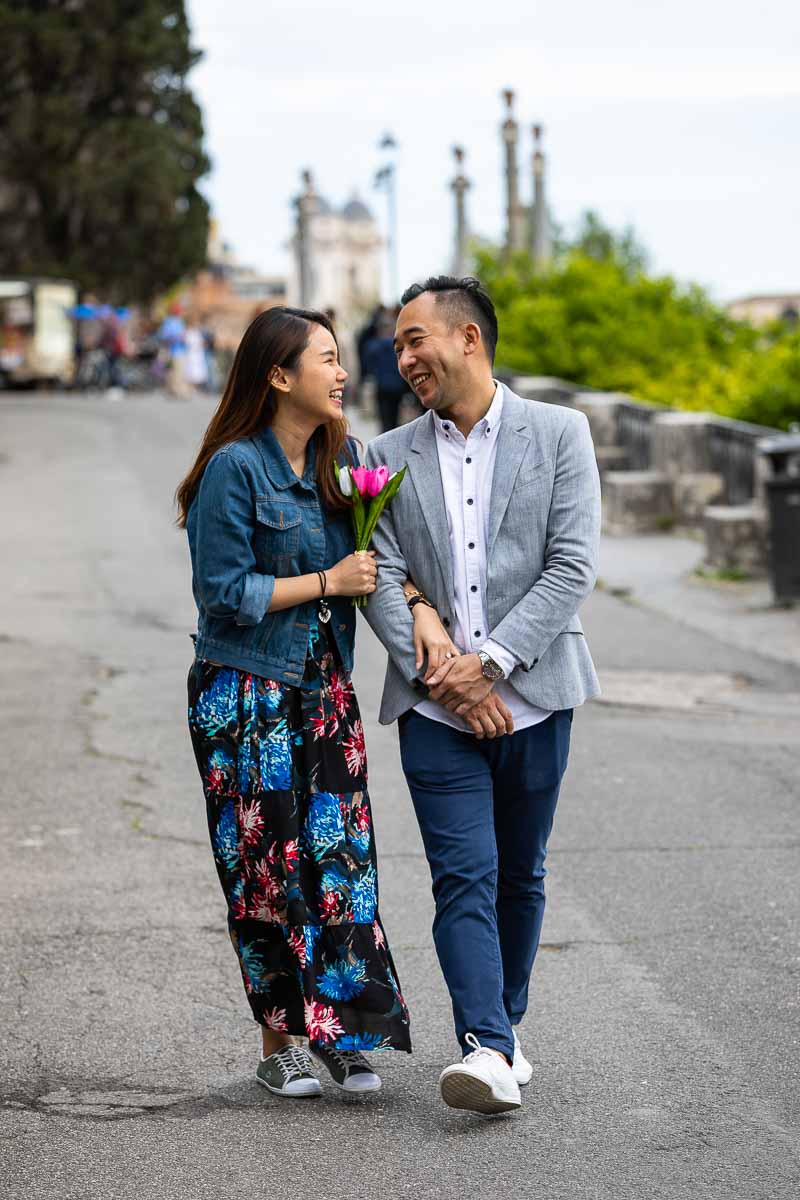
[
  {"left": 411, "top": 603, "right": 462, "bottom": 677},
  {"left": 327, "top": 551, "right": 377, "bottom": 598}
]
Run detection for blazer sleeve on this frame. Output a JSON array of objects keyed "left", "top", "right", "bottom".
[
  {"left": 488, "top": 412, "right": 601, "bottom": 670},
  {"left": 361, "top": 440, "right": 423, "bottom": 688}
]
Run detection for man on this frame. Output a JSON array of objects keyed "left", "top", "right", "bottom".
[{"left": 364, "top": 276, "right": 601, "bottom": 1115}]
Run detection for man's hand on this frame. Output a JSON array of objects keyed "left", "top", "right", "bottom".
[
  {"left": 463, "top": 693, "right": 515, "bottom": 740},
  {"left": 426, "top": 652, "right": 494, "bottom": 714}
]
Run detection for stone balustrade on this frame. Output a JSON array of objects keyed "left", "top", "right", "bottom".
[{"left": 502, "top": 373, "right": 779, "bottom": 575}]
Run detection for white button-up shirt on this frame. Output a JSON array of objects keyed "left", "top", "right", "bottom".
[{"left": 415, "top": 382, "right": 552, "bottom": 734}]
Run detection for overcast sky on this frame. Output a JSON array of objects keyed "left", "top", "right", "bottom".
[{"left": 186, "top": 0, "right": 799, "bottom": 304}]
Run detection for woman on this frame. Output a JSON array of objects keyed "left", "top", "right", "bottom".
[{"left": 176, "top": 307, "right": 411, "bottom": 1099}]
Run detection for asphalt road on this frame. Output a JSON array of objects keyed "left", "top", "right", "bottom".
[{"left": 1, "top": 391, "right": 799, "bottom": 1199}]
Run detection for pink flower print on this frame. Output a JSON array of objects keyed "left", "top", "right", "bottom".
[
  {"left": 319, "top": 890, "right": 341, "bottom": 920},
  {"left": 283, "top": 839, "right": 300, "bottom": 870},
  {"left": 304, "top": 998, "right": 345, "bottom": 1044},
  {"left": 355, "top": 804, "right": 371, "bottom": 833},
  {"left": 288, "top": 928, "right": 306, "bottom": 967},
  {"left": 239, "top": 798, "right": 264, "bottom": 848},
  {"left": 327, "top": 670, "right": 351, "bottom": 720},
  {"left": 343, "top": 720, "right": 366, "bottom": 777},
  {"left": 263, "top": 1007, "right": 289, "bottom": 1032},
  {"left": 372, "top": 921, "right": 386, "bottom": 950}
]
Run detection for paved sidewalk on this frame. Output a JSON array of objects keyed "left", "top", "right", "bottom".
[{"left": 598, "top": 531, "right": 800, "bottom": 669}]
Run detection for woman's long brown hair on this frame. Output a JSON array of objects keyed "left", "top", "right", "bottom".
[{"left": 175, "top": 306, "right": 351, "bottom": 528}]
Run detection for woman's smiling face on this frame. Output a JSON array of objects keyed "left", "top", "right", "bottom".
[{"left": 280, "top": 323, "right": 348, "bottom": 426}]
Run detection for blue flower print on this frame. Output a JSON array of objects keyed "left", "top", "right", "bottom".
[
  {"left": 304, "top": 924, "right": 322, "bottom": 965},
  {"left": 260, "top": 720, "right": 292, "bottom": 791},
  {"left": 193, "top": 670, "right": 239, "bottom": 737},
  {"left": 212, "top": 800, "right": 239, "bottom": 872},
  {"left": 316, "top": 957, "right": 367, "bottom": 1001},
  {"left": 334, "top": 1033, "right": 390, "bottom": 1052},
  {"left": 304, "top": 792, "right": 344, "bottom": 861},
  {"left": 238, "top": 940, "right": 269, "bottom": 993},
  {"left": 351, "top": 864, "right": 377, "bottom": 922}
]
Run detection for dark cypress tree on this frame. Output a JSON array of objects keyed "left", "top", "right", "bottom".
[{"left": 0, "top": 0, "right": 210, "bottom": 302}]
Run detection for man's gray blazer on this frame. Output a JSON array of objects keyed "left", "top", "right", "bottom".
[{"left": 362, "top": 386, "right": 602, "bottom": 725}]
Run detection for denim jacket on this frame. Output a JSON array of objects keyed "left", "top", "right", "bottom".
[{"left": 186, "top": 427, "right": 357, "bottom": 685}]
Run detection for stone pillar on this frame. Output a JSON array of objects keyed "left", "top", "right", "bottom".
[
  {"left": 652, "top": 412, "right": 724, "bottom": 526},
  {"left": 295, "top": 169, "right": 316, "bottom": 308},
  {"left": 450, "top": 145, "right": 471, "bottom": 277},
  {"left": 529, "top": 125, "right": 552, "bottom": 268},
  {"left": 501, "top": 89, "right": 525, "bottom": 254}
]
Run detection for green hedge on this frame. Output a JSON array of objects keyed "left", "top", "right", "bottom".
[{"left": 476, "top": 236, "right": 800, "bottom": 431}]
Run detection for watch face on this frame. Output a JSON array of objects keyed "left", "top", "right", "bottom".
[{"left": 480, "top": 654, "right": 503, "bottom": 680}]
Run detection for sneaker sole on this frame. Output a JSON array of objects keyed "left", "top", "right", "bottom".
[
  {"left": 256, "top": 1076, "right": 321, "bottom": 1099},
  {"left": 439, "top": 1071, "right": 520, "bottom": 1115}
]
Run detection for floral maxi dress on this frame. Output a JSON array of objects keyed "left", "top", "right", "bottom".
[{"left": 187, "top": 615, "right": 411, "bottom": 1053}]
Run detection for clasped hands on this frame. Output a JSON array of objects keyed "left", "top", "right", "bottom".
[{"left": 410, "top": 603, "right": 513, "bottom": 739}]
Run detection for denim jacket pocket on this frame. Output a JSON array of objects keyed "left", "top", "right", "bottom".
[{"left": 254, "top": 498, "right": 302, "bottom": 565}]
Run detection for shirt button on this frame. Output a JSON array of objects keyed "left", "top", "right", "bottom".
[
  {"left": 443, "top": 423, "right": 450, "bottom": 430},
  {"left": 467, "top": 498, "right": 473, "bottom": 505},
  {"left": 442, "top": 617, "right": 450, "bottom": 627},
  {"left": 468, "top": 542, "right": 475, "bottom": 549},
  {"left": 466, "top": 457, "right": 472, "bottom": 464},
  {"left": 470, "top": 585, "right": 477, "bottom": 592},
  {"left": 474, "top": 630, "right": 481, "bottom": 638}
]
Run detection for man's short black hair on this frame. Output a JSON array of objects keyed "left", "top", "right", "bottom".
[{"left": 400, "top": 275, "right": 498, "bottom": 365}]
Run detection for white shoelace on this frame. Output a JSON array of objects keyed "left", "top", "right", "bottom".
[
  {"left": 272, "top": 1044, "right": 313, "bottom": 1082},
  {"left": 462, "top": 1032, "right": 504, "bottom": 1066}
]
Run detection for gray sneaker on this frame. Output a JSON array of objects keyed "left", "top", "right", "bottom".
[
  {"left": 311, "top": 1045, "right": 382, "bottom": 1093},
  {"left": 256, "top": 1044, "right": 322, "bottom": 1098}
]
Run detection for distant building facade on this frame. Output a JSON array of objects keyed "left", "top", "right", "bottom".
[
  {"left": 289, "top": 175, "right": 383, "bottom": 324},
  {"left": 183, "top": 219, "right": 287, "bottom": 350},
  {"left": 727, "top": 293, "right": 800, "bottom": 326}
]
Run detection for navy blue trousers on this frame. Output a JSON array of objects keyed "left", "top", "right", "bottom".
[{"left": 398, "top": 708, "right": 572, "bottom": 1062}]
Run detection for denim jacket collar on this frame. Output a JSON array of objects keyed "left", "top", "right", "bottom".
[{"left": 252, "top": 425, "right": 318, "bottom": 493}]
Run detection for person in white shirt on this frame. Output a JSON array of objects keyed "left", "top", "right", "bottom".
[{"left": 364, "top": 276, "right": 601, "bottom": 1116}]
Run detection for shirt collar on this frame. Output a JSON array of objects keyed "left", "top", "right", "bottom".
[
  {"left": 255, "top": 425, "right": 318, "bottom": 491},
  {"left": 433, "top": 380, "right": 503, "bottom": 441}
]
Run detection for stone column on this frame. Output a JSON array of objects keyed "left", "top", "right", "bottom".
[
  {"left": 501, "top": 89, "right": 525, "bottom": 254},
  {"left": 450, "top": 145, "right": 471, "bottom": 277},
  {"left": 530, "top": 124, "right": 552, "bottom": 268},
  {"left": 295, "top": 169, "right": 316, "bottom": 308}
]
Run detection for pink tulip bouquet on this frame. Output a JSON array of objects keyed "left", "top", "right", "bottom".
[{"left": 335, "top": 462, "right": 407, "bottom": 606}]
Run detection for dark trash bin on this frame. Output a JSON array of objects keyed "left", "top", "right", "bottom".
[{"left": 759, "top": 433, "right": 800, "bottom": 603}]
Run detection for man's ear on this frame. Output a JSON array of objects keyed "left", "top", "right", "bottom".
[
  {"left": 462, "top": 321, "right": 482, "bottom": 356},
  {"left": 270, "top": 366, "right": 291, "bottom": 393}
]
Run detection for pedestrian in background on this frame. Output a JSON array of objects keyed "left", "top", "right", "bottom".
[
  {"left": 175, "top": 306, "right": 411, "bottom": 1100},
  {"left": 363, "top": 313, "right": 409, "bottom": 433},
  {"left": 183, "top": 315, "right": 209, "bottom": 394}
]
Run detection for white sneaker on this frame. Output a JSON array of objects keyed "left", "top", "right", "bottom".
[
  {"left": 439, "top": 1033, "right": 521, "bottom": 1114},
  {"left": 512, "top": 1029, "right": 533, "bottom": 1086}
]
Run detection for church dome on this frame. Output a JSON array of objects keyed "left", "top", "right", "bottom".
[{"left": 341, "top": 196, "right": 373, "bottom": 222}]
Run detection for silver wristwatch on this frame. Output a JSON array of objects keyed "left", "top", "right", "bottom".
[{"left": 477, "top": 651, "right": 505, "bottom": 681}]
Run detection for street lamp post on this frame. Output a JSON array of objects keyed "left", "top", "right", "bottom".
[{"left": 374, "top": 132, "right": 399, "bottom": 303}]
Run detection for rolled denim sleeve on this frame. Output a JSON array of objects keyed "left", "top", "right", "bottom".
[{"left": 194, "top": 449, "right": 275, "bottom": 626}]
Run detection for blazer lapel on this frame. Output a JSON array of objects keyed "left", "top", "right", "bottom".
[
  {"left": 407, "top": 413, "right": 454, "bottom": 600},
  {"left": 487, "top": 396, "right": 532, "bottom": 551}
]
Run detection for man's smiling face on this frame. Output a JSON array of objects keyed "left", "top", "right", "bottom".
[{"left": 393, "top": 292, "right": 470, "bottom": 412}]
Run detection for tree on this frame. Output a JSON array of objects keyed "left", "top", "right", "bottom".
[{"left": 0, "top": 0, "right": 210, "bottom": 303}]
